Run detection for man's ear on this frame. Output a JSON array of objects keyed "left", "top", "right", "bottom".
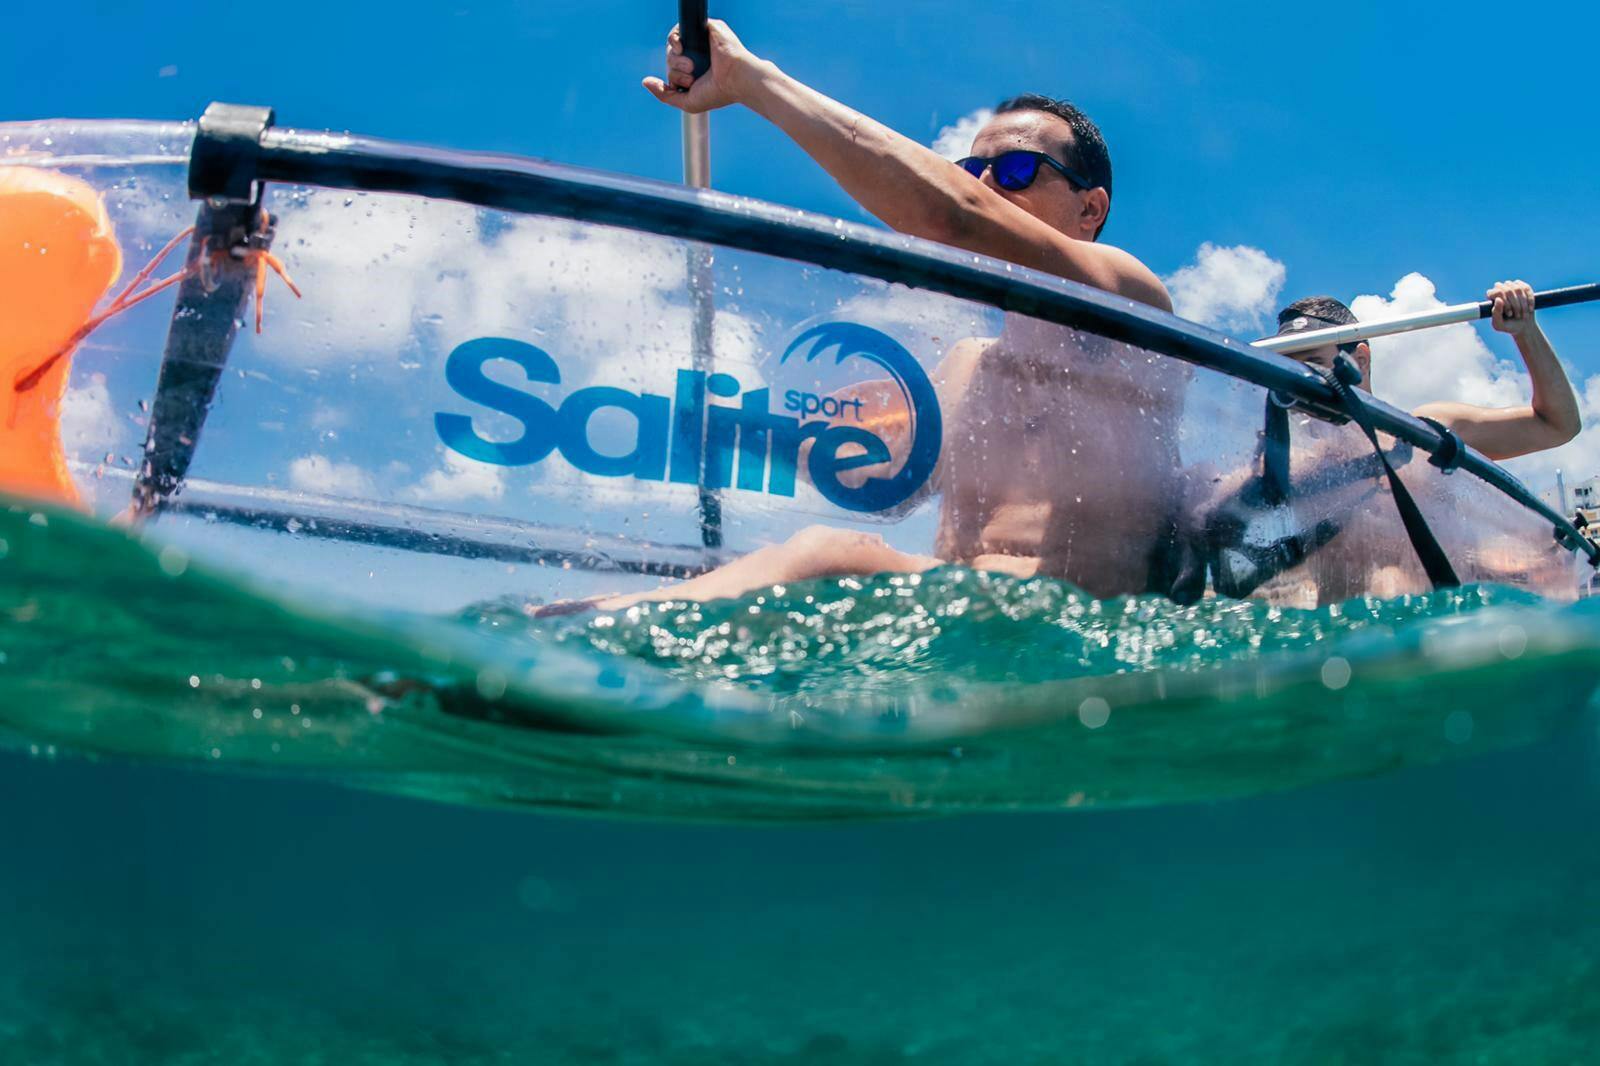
[
  {"left": 1080, "top": 188, "right": 1110, "bottom": 238},
  {"left": 1355, "top": 341, "right": 1372, "bottom": 383}
]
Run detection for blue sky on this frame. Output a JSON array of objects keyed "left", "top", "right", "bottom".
[{"left": 7, "top": 0, "right": 1600, "bottom": 488}]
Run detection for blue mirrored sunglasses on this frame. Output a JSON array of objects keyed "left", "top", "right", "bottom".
[{"left": 956, "top": 150, "right": 1094, "bottom": 192}]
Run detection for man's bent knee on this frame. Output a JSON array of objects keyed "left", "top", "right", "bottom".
[
  {"left": 783, "top": 524, "right": 887, "bottom": 558},
  {"left": 775, "top": 524, "right": 936, "bottom": 581}
]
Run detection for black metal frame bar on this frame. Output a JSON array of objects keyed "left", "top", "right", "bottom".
[{"left": 168, "top": 108, "right": 1596, "bottom": 566}]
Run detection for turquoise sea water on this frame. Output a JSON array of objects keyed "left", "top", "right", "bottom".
[{"left": 4, "top": 499, "right": 1600, "bottom": 1062}]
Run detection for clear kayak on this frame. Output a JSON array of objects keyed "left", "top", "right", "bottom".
[
  {"left": 1, "top": 107, "right": 1590, "bottom": 610},
  {"left": 1, "top": 107, "right": 1597, "bottom": 820}
]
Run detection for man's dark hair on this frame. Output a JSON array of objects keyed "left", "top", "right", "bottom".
[
  {"left": 1278, "top": 296, "right": 1363, "bottom": 355},
  {"left": 1278, "top": 295, "right": 1357, "bottom": 330},
  {"left": 994, "top": 94, "right": 1112, "bottom": 239}
]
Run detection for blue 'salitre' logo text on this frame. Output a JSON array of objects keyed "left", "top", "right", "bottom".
[{"left": 434, "top": 322, "right": 941, "bottom": 513}]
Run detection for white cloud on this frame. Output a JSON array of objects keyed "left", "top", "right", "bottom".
[
  {"left": 834, "top": 283, "right": 1000, "bottom": 361},
  {"left": 60, "top": 372, "right": 127, "bottom": 455},
  {"left": 287, "top": 454, "right": 376, "bottom": 497},
  {"left": 406, "top": 448, "right": 505, "bottom": 504},
  {"left": 100, "top": 175, "right": 194, "bottom": 260},
  {"left": 1352, "top": 273, "right": 1529, "bottom": 412},
  {"left": 249, "top": 191, "right": 760, "bottom": 384},
  {"left": 1164, "top": 243, "right": 1287, "bottom": 333},
  {"left": 932, "top": 109, "right": 993, "bottom": 161}
]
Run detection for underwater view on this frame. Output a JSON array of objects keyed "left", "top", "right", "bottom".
[{"left": 5, "top": 500, "right": 1600, "bottom": 1063}]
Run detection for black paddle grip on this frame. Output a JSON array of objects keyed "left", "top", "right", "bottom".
[
  {"left": 679, "top": 0, "right": 711, "bottom": 80},
  {"left": 1476, "top": 282, "right": 1600, "bottom": 318}
]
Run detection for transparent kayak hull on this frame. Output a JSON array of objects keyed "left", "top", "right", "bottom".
[{"left": 0, "top": 116, "right": 1585, "bottom": 613}]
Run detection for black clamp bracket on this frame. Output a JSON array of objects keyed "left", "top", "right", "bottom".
[
  {"left": 189, "top": 103, "right": 275, "bottom": 206},
  {"left": 1265, "top": 375, "right": 1351, "bottom": 427},
  {"left": 188, "top": 103, "right": 277, "bottom": 262},
  {"left": 1553, "top": 523, "right": 1598, "bottom": 563},
  {"left": 1416, "top": 415, "right": 1464, "bottom": 474}
]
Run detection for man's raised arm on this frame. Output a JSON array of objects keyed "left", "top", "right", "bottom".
[
  {"left": 1412, "top": 281, "right": 1581, "bottom": 461},
  {"left": 644, "top": 20, "right": 1171, "bottom": 311}
]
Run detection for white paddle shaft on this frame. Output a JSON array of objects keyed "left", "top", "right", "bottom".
[
  {"left": 681, "top": 110, "right": 720, "bottom": 545},
  {"left": 1255, "top": 282, "right": 1600, "bottom": 355},
  {"left": 1253, "top": 301, "right": 1484, "bottom": 355},
  {"left": 681, "top": 112, "right": 710, "bottom": 188}
]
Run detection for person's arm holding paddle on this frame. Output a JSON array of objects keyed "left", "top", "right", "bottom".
[
  {"left": 1411, "top": 281, "right": 1581, "bottom": 461},
  {"left": 643, "top": 20, "right": 1171, "bottom": 311}
]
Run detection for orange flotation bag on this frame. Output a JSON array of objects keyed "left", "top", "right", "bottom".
[{"left": 0, "top": 166, "right": 123, "bottom": 506}]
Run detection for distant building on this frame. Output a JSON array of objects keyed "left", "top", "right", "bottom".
[
  {"left": 1542, "top": 474, "right": 1600, "bottom": 513},
  {"left": 1572, "top": 475, "right": 1600, "bottom": 511}
]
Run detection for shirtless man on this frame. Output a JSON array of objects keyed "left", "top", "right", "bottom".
[
  {"left": 1245, "top": 284, "right": 1582, "bottom": 601},
  {"left": 1274, "top": 283, "right": 1580, "bottom": 460},
  {"left": 600, "top": 19, "right": 1184, "bottom": 607}
]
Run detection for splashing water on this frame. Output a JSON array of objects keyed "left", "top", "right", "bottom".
[{"left": 2, "top": 500, "right": 1597, "bottom": 820}]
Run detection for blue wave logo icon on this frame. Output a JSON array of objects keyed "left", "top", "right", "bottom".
[{"left": 779, "top": 322, "right": 942, "bottom": 513}]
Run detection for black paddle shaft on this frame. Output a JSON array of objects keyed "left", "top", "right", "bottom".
[
  {"left": 679, "top": 0, "right": 711, "bottom": 79},
  {"left": 1476, "top": 282, "right": 1600, "bottom": 318}
]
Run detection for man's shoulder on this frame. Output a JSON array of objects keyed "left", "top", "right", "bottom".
[
  {"left": 944, "top": 336, "right": 994, "bottom": 360},
  {"left": 935, "top": 336, "right": 992, "bottom": 384},
  {"left": 1092, "top": 242, "right": 1172, "bottom": 313}
]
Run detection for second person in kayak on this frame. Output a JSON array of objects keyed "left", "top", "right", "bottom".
[{"left": 1274, "top": 283, "right": 1581, "bottom": 461}]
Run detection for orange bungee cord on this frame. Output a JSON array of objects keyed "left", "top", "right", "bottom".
[{"left": 1, "top": 165, "right": 298, "bottom": 506}]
